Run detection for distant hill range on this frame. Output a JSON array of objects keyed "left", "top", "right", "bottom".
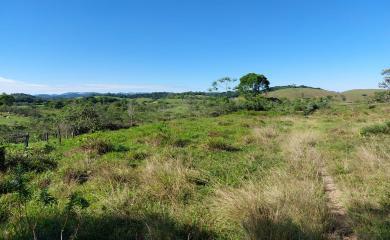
[
  {"left": 7, "top": 85, "right": 385, "bottom": 102},
  {"left": 35, "top": 92, "right": 102, "bottom": 99}
]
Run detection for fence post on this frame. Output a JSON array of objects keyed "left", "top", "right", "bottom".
[
  {"left": 58, "top": 129, "right": 62, "bottom": 144},
  {"left": 0, "top": 146, "right": 5, "bottom": 171},
  {"left": 24, "top": 133, "right": 29, "bottom": 149}
]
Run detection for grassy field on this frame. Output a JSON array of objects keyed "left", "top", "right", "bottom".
[
  {"left": 267, "top": 88, "right": 339, "bottom": 100},
  {"left": 267, "top": 87, "right": 385, "bottom": 103},
  {"left": 0, "top": 113, "right": 30, "bottom": 126},
  {"left": 341, "top": 89, "right": 386, "bottom": 102},
  {"left": 1, "top": 101, "right": 389, "bottom": 239}
]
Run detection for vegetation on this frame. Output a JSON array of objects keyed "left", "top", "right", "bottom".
[
  {"left": 0, "top": 73, "right": 388, "bottom": 239},
  {"left": 380, "top": 68, "right": 390, "bottom": 89},
  {"left": 236, "top": 73, "right": 270, "bottom": 95}
]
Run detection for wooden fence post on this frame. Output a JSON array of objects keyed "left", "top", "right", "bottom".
[
  {"left": 24, "top": 133, "right": 29, "bottom": 149},
  {"left": 58, "top": 129, "right": 62, "bottom": 144},
  {"left": 0, "top": 146, "right": 5, "bottom": 171}
]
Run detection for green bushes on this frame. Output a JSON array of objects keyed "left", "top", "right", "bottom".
[
  {"left": 4, "top": 147, "right": 57, "bottom": 173},
  {"left": 291, "top": 98, "right": 330, "bottom": 115},
  {"left": 372, "top": 91, "right": 390, "bottom": 103},
  {"left": 81, "top": 138, "right": 114, "bottom": 155},
  {"left": 361, "top": 122, "right": 390, "bottom": 136}
]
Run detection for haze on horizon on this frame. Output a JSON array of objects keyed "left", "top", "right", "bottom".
[{"left": 1, "top": 0, "right": 389, "bottom": 94}]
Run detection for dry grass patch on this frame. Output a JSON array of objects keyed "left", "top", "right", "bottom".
[
  {"left": 212, "top": 175, "right": 326, "bottom": 239},
  {"left": 140, "top": 156, "right": 197, "bottom": 204},
  {"left": 244, "top": 126, "right": 279, "bottom": 145},
  {"left": 211, "top": 132, "right": 328, "bottom": 239}
]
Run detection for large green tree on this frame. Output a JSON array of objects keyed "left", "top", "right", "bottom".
[
  {"left": 237, "top": 73, "right": 270, "bottom": 95},
  {"left": 380, "top": 68, "right": 390, "bottom": 89}
]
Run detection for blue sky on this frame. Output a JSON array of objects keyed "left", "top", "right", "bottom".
[{"left": 0, "top": 0, "right": 389, "bottom": 94}]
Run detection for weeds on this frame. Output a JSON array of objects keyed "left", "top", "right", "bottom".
[
  {"left": 80, "top": 138, "right": 114, "bottom": 155},
  {"left": 206, "top": 138, "right": 240, "bottom": 152},
  {"left": 360, "top": 121, "right": 390, "bottom": 136}
]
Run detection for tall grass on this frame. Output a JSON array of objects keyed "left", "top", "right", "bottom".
[{"left": 212, "top": 131, "right": 327, "bottom": 239}]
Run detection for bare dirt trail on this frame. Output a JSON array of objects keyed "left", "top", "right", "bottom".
[
  {"left": 283, "top": 125, "right": 358, "bottom": 239},
  {"left": 320, "top": 163, "right": 357, "bottom": 240}
]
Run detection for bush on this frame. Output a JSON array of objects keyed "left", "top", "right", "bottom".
[
  {"left": 63, "top": 169, "right": 91, "bottom": 184},
  {"left": 206, "top": 138, "right": 240, "bottom": 152},
  {"left": 80, "top": 138, "right": 113, "bottom": 155},
  {"left": 372, "top": 91, "right": 390, "bottom": 103},
  {"left": 242, "top": 96, "right": 272, "bottom": 111},
  {"left": 5, "top": 148, "right": 57, "bottom": 173},
  {"left": 361, "top": 122, "right": 390, "bottom": 136},
  {"left": 172, "top": 138, "right": 191, "bottom": 148},
  {"left": 127, "top": 150, "right": 149, "bottom": 167}
]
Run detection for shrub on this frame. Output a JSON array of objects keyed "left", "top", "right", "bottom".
[
  {"left": 127, "top": 150, "right": 149, "bottom": 167},
  {"left": 172, "top": 138, "right": 191, "bottom": 148},
  {"left": 303, "top": 103, "right": 319, "bottom": 116},
  {"left": 371, "top": 91, "right": 390, "bottom": 103},
  {"left": 361, "top": 122, "right": 390, "bottom": 136},
  {"left": 5, "top": 148, "right": 57, "bottom": 173},
  {"left": 81, "top": 138, "right": 113, "bottom": 155},
  {"left": 206, "top": 138, "right": 240, "bottom": 152},
  {"left": 242, "top": 96, "right": 271, "bottom": 111},
  {"left": 146, "top": 123, "right": 173, "bottom": 146},
  {"left": 63, "top": 169, "right": 91, "bottom": 184}
]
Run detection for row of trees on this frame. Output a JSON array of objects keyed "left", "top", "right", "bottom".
[
  {"left": 212, "top": 68, "right": 389, "bottom": 96},
  {"left": 210, "top": 73, "right": 270, "bottom": 96}
]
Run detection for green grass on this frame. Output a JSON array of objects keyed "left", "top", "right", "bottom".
[
  {"left": 0, "top": 113, "right": 30, "bottom": 126},
  {"left": 267, "top": 87, "right": 338, "bottom": 100},
  {"left": 341, "top": 89, "right": 386, "bottom": 102},
  {"left": 267, "top": 87, "right": 386, "bottom": 103},
  {"left": 1, "top": 102, "right": 389, "bottom": 239}
]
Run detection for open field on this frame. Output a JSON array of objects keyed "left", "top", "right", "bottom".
[
  {"left": 267, "top": 87, "right": 385, "bottom": 103},
  {"left": 1, "top": 98, "right": 389, "bottom": 239},
  {"left": 0, "top": 113, "right": 30, "bottom": 126},
  {"left": 267, "top": 87, "right": 339, "bottom": 100},
  {"left": 341, "top": 89, "right": 387, "bottom": 102}
]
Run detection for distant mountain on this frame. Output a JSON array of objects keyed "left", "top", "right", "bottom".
[{"left": 35, "top": 92, "right": 102, "bottom": 99}]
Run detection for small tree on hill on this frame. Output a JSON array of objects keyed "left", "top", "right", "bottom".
[
  {"left": 209, "top": 77, "right": 237, "bottom": 93},
  {"left": 237, "top": 73, "right": 270, "bottom": 96},
  {"left": 380, "top": 68, "right": 390, "bottom": 89}
]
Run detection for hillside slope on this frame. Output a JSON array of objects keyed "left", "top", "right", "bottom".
[
  {"left": 341, "top": 89, "right": 385, "bottom": 102},
  {"left": 267, "top": 87, "right": 339, "bottom": 100}
]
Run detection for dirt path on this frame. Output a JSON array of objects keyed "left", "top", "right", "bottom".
[{"left": 320, "top": 166, "right": 357, "bottom": 240}]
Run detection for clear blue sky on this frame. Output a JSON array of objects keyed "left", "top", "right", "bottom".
[{"left": 0, "top": 0, "right": 389, "bottom": 94}]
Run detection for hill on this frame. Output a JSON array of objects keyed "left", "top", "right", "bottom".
[
  {"left": 267, "top": 87, "right": 385, "bottom": 102},
  {"left": 341, "top": 89, "right": 386, "bottom": 102},
  {"left": 267, "top": 87, "right": 339, "bottom": 100}
]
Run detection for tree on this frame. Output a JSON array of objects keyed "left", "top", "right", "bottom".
[
  {"left": 0, "top": 93, "right": 15, "bottom": 106},
  {"left": 380, "top": 68, "right": 390, "bottom": 89},
  {"left": 63, "top": 104, "right": 101, "bottom": 135},
  {"left": 236, "top": 73, "right": 270, "bottom": 95},
  {"left": 127, "top": 100, "right": 136, "bottom": 126},
  {"left": 209, "top": 77, "right": 237, "bottom": 93}
]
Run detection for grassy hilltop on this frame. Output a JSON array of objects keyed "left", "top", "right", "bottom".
[{"left": 268, "top": 86, "right": 385, "bottom": 102}]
